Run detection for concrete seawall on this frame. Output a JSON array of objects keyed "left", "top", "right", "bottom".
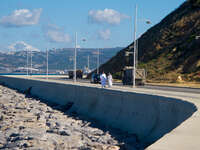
[{"left": 0, "top": 76, "right": 197, "bottom": 149}]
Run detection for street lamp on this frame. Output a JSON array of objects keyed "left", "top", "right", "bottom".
[
  {"left": 74, "top": 32, "right": 77, "bottom": 82},
  {"left": 132, "top": 5, "right": 151, "bottom": 87},
  {"left": 73, "top": 33, "right": 86, "bottom": 82},
  {"left": 26, "top": 48, "right": 29, "bottom": 76},
  {"left": 133, "top": 5, "right": 137, "bottom": 87},
  {"left": 97, "top": 48, "right": 100, "bottom": 74},
  {"left": 46, "top": 48, "right": 48, "bottom": 80},
  {"left": 87, "top": 55, "right": 90, "bottom": 71},
  {"left": 30, "top": 49, "right": 32, "bottom": 75}
]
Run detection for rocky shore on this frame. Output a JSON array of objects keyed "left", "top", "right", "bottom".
[{"left": 0, "top": 85, "right": 138, "bottom": 150}]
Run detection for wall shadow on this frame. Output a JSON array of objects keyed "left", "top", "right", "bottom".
[{"left": 141, "top": 96, "right": 197, "bottom": 149}]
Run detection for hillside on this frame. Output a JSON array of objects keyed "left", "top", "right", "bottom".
[
  {"left": 0, "top": 47, "right": 122, "bottom": 73},
  {"left": 98, "top": 0, "right": 200, "bottom": 82}
]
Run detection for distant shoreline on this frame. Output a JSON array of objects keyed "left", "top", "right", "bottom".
[{"left": 0, "top": 73, "right": 60, "bottom": 75}]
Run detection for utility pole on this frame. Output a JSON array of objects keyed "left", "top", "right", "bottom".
[
  {"left": 97, "top": 48, "right": 100, "bottom": 74},
  {"left": 136, "top": 38, "right": 138, "bottom": 68},
  {"left": 26, "top": 49, "right": 29, "bottom": 76},
  {"left": 133, "top": 5, "right": 137, "bottom": 87},
  {"left": 46, "top": 48, "right": 48, "bottom": 80},
  {"left": 30, "top": 49, "right": 32, "bottom": 75},
  {"left": 74, "top": 32, "right": 77, "bottom": 82},
  {"left": 87, "top": 55, "right": 90, "bottom": 70}
]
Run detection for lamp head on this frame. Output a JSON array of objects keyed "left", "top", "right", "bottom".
[{"left": 146, "top": 20, "right": 151, "bottom": 24}]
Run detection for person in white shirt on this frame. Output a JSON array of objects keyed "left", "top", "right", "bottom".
[
  {"left": 108, "top": 73, "right": 113, "bottom": 87},
  {"left": 100, "top": 72, "right": 107, "bottom": 88}
]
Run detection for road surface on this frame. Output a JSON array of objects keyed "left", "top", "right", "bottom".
[{"left": 37, "top": 76, "right": 200, "bottom": 94}]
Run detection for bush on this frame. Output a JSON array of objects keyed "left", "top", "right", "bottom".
[
  {"left": 188, "top": 0, "right": 200, "bottom": 7},
  {"left": 113, "top": 71, "right": 122, "bottom": 79}
]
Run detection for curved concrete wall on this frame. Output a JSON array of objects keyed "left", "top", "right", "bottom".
[{"left": 0, "top": 76, "right": 197, "bottom": 148}]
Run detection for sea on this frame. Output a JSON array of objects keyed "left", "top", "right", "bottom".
[{"left": 0, "top": 73, "right": 60, "bottom": 76}]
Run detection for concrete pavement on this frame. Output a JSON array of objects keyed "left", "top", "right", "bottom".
[{"left": 147, "top": 95, "right": 200, "bottom": 150}]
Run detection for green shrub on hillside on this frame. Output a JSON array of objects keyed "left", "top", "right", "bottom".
[
  {"left": 188, "top": 0, "right": 200, "bottom": 7},
  {"left": 113, "top": 71, "right": 122, "bottom": 79}
]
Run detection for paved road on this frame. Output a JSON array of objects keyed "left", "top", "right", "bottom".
[
  {"left": 139, "top": 84, "right": 200, "bottom": 94},
  {"left": 36, "top": 76, "right": 200, "bottom": 94}
]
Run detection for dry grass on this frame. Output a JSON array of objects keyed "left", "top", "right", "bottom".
[
  {"left": 114, "top": 78, "right": 200, "bottom": 88},
  {"left": 146, "top": 82, "right": 200, "bottom": 88}
]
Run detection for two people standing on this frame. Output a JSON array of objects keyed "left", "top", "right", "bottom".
[{"left": 100, "top": 72, "right": 113, "bottom": 88}]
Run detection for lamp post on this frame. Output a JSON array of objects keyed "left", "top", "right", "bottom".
[
  {"left": 97, "top": 48, "right": 100, "bottom": 74},
  {"left": 132, "top": 5, "right": 151, "bottom": 87},
  {"left": 73, "top": 34, "right": 87, "bottom": 82},
  {"left": 26, "top": 48, "right": 29, "bottom": 76},
  {"left": 87, "top": 55, "right": 90, "bottom": 71},
  {"left": 30, "top": 49, "right": 32, "bottom": 75},
  {"left": 133, "top": 5, "right": 137, "bottom": 87},
  {"left": 74, "top": 32, "right": 77, "bottom": 82},
  {"left": 81, "top": 38, "right": 88, "bottom": 72},
  {"left": 46, "top": 48, "right": 48, "bottom": 80}
]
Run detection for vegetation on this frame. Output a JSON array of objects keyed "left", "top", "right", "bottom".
[
  {"left": 188, "top": 0, "right": 200, "bottom": 7},
  {"left": 98, "top": 0, "right": 200, "bottom": 83}
]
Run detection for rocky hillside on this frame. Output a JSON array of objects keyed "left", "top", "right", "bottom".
[{"left": 99, "top": 0, "right": 200, "bottom": 82}]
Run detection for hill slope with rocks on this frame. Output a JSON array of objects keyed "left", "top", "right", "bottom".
[{"left": 99, "top": 0, "right": 200, "bottom": 82}]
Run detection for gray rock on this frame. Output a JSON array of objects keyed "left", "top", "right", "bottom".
[
  {"left": 0, "top": 85, "right": 138, "bottom": 150},
  {"left": 0, "top": 132, "right": 6, "bottom": 144},
  {"left": 0, "top": 115, "right": 4, "bottom": 121},
  {"left": 5, "top": 128, "right": 19, "bottom": 138},
  {"left": 3, "top": 142, "right": 18, "bottom": 149},
  {"left": 58, "top": 130, "right": 70, "bottom": 136}
]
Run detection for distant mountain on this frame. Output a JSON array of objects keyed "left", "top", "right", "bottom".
[
  {"left": 8, "top": 41, "right": 40, "bottom": 52},
  {"left": 0, "top": 47, "right": 123, "bottom": 73},
  {"left": 98, "top": 0, "right": 200, "bottom": 82}
]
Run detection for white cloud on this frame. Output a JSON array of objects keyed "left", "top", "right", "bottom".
[
  {"left": 46, "top": 30, "right": 71, "bottom": 43},
  {"left": 88, "top": 8, "right": 129, "bottom": 25},
  {"left": 98, "top": 29, "right": 111, "bottom": 40},
  {"left": 45, "top": 24, "right": 71, "bottom": 43},
  {"left": 8, "top": 41, "right": 40, "bottom": 52},
  {"left": 0, "top": 8, "right": 42, "bottom": 27}
]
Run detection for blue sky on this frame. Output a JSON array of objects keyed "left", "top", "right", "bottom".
[{"left": 0, "top": 0, "right": 186, "bottom": 52}]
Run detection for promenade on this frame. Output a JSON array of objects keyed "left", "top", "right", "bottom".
[{"left": 0, "top": 75, "right": 200, "bottom": 150}]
